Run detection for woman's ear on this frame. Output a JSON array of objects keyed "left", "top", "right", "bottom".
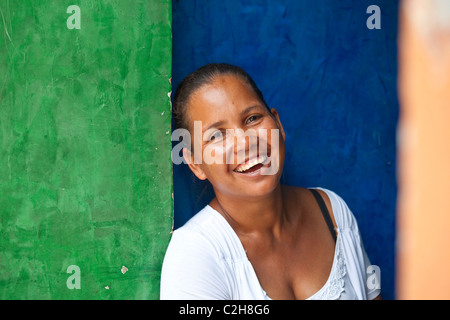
[
  {"left": 270, "top": 108, "right": 286, "bottom": 141},
  {"left": 183, "top": 147, "right": 207, "bottom": 180}
]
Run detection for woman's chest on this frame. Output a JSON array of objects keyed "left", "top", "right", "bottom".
[{"left": 241, "top": 230, "right": 336, "bottom": 300}]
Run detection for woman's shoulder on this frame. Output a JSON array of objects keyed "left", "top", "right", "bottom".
[
  {"left": 163, "top": 207, "right": 222, "bottom": 269},
  {"left": 168, "top": 205, "right": 246, "bottom": 260},
  {"left": 170, "top": 206, "right": 220, "bottom": 250},
  {"left": 282, "top": 185, "right": 358, "bottom": 231},
  {"left": 161, "top": 206, "right": 234, "bottom": 300},
  {"left": 313, "top": 187, "right": 360, "bottom": 231},
  {"left": 175, "top": 205, "right": 216, "bottom": 233}
]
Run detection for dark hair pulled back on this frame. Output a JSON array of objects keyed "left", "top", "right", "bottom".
[{"left": 172, "top": 63, "right": 269, "bottom": 131}]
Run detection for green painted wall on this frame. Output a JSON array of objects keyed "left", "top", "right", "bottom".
[{"left": 0, "top": 0, "right": 173, "bottom": 299}]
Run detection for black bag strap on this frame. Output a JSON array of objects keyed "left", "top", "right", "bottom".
[{"left": 309, "top": 188, "right": 337, "bottom": 243}]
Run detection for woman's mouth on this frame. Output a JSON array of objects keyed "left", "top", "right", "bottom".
[{"left": 233, "top": 155, "right": 268, "bottom": 174}]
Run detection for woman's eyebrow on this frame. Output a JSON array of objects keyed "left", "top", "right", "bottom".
[
  {"left": 202, "top": 105, "right": 262, "bottom": 132},
  {"left": 240, "top": 105, "right": 260, "bottom": 116},
  {"left": 203, "top": 120, "right": 226, "bottom": 133}
]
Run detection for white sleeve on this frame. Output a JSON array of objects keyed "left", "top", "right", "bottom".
[
  {"left": 160, "top": 228, "right": 231, "bottom": 300},
  {"left": 320, "top": 188, "right": 381, "bottom": 300}
]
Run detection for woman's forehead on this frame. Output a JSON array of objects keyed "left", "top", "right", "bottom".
[{"left": 188, "top": 75, "right": 263, "bottom": 116}]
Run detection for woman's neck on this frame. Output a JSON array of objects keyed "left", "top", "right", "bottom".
[{"left": 211, "top": 183, "right": 290, "bottom": 238}]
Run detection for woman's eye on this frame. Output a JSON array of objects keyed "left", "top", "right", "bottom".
[
  {"left": 246, "top": 115, "right": 261, "bottom": 124},
  {"left": 209, "top": 131, "right": 223, "bottom": 141}
]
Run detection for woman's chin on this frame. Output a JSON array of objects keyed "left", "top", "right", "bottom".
[{"left": 230, "top": 173, "right": 282, "bottom": 199}]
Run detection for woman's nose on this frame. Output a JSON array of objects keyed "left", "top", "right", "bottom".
[{"left": 229, "top": 128, "right": 259, "bottom": 161}]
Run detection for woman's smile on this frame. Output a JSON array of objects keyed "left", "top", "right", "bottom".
[{"left": 233, "top": 154, "right": 268, "bottom": 173}]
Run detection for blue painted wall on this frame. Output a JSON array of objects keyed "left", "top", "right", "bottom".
[{"left": 172, "top": 0, "right": 398, "bottom": 300}]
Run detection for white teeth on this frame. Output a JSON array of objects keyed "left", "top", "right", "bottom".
[{"left": 235, "top": 155, "right": 267, "bottom": 173}]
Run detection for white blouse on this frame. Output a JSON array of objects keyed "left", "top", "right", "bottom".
[{"left": 160, "top": 188, "right": 381, "bottom": 300}]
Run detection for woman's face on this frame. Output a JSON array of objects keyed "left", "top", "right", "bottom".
[{"left": 183, "top": 74, "right": 286, "bottom": 199}]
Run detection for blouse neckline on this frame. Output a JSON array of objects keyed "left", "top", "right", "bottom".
[{"left": 204, "top": 204, "right": 343, "bottom": 300}]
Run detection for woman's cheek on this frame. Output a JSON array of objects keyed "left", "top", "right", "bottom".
[{"left": 202, "top": 141, "right": 228, "bottom": 166}]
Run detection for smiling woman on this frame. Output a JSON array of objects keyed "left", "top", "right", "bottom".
[{"left": 161, "top": 63, "right": 381, "bottom": 300}]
